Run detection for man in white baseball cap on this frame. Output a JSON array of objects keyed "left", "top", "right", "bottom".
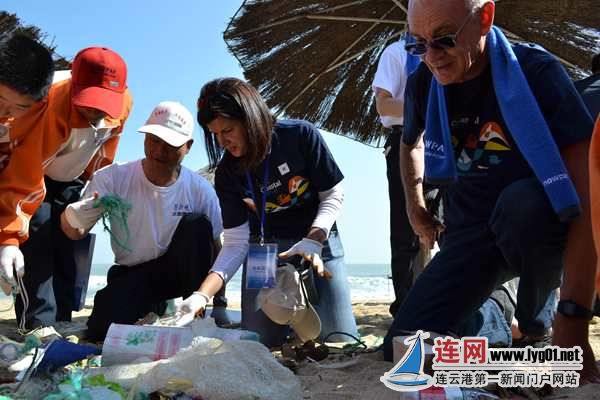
[
  {"left": 60, "top": 101, "right": 225, "bottom": 341},
  {"left": 259, "top": 264, "right": 321, "bottom": 343},
  {"left": 138, "top": 101, "right": 194, "bottom": 147}
]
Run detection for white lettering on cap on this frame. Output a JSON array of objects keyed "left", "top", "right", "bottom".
[{"left": 165, "top": 119, "right": 184, "bottom": 131}]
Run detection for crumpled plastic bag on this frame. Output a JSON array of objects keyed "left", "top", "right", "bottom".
[{"left": 91, "top": 337, "right": 302, "bottom": 400}]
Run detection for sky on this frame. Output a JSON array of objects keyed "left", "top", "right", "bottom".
[{"left": 4, "top": 0, "right": 391, "bottom": 265}]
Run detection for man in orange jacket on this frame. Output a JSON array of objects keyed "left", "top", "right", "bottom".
[
  {"left": 0, "top": 46, "right": 132, "bottom": 330},
  {"left": 0, "top": 32, "right": 54, "bottom": 295}
]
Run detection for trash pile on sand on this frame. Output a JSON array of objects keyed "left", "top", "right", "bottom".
[{"left": 0, "top": 317, "right": 302, "bottom": 400}]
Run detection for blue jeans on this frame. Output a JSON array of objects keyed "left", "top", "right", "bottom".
[
  {"left": 472, "top": 282, "right": 558, "bottom": 348},
  {"left": 383, "top": 178, "right": 568, "bottom": 361},
  {"left": 241, "top": 231, "right": 358, "bottom": 347}
]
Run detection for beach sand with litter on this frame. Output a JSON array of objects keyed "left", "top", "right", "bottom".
[{"left": 0, "top": 299, "right": 599, "bottom": 399}]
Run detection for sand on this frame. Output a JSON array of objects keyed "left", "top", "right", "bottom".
[{"left": 1, "top": 299, "right": 600, "bottom": 399}]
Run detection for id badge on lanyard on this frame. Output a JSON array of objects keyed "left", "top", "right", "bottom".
[
  {"left": 246, "top": 242, "right": 277, "bottom": 289},
  {"left": 245, "top": 155, "right": 277, "bottom": 289}
]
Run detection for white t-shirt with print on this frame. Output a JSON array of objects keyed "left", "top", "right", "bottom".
[
  {"left": 83, "top": 159, "right": 223, "bottom": 266},
  {"left": 372, "top": 40, "right": 408, "bottom": 128}
]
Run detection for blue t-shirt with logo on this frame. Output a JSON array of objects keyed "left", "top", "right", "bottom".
[
  {"left": 215, "top": 119, "right": 343, "bottom": 239},
  {"left": 402, "top": 44, "right": 593, "bottom": 229}
]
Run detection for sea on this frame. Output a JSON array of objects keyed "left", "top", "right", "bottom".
[{"left": 87, "top": 263, "right": 395, "bottom": 303}]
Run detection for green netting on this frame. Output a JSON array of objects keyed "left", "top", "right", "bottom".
[
  {"left": 42, "top": 369, "right": 90, "bottom": 400},
  {"left": 41, "top": 370, "right": 148, "bottom": 400},
  {"left": 93, "top": 195, "right": 133, "bottom": 252},
  {"left": 19, "top": 335, "right": 41, "bottom": 356}
]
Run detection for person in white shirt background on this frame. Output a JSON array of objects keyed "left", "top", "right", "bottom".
[{"left": 372, "top": 36, "right": 425, "bottom": 316}]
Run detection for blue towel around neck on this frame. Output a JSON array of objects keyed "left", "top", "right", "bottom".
[
  {"left": 424, "top": 26, "right": 580, "bottom": 222},
  {"left": 404, "top": 33, "right": 421, "bottom": 76}
]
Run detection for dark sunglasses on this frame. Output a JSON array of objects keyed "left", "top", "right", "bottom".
[{"left": 405, "top": 12, "right": 474, "bottom": 56}]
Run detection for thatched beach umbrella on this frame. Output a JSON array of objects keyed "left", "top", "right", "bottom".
[
  {"left": 1, "top": 11, "right": 71, "bottom": 70},
  {"left": 224, "top": 0, "right": 600, "bottom": 146}
]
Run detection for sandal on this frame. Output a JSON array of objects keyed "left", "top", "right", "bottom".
[{"left": 281, "top": 340, "right": 329, "bottom": 362}]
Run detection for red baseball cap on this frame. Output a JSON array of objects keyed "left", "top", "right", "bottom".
[{"left": 71, "top": 47, "right": 127, "bottom": 119}]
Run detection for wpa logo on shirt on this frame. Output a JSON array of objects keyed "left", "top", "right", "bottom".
[
  {"left": 172, "top": 203, "right": 191, "bottom": 216},
  {"left": 424, "top": 139, "right": 446, "bottom": 160}
]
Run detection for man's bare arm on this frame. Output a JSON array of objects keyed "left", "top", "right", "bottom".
[
  {"left": 554, "top": 139, "right": 600, "bottom": 382},
  {"left": 400, "top": 135, "right": 442, "bottom": 249},
  {"left": 400, "top": 135, "right": 426, "bottom": 211},
  {"left": 375, "top": 87, "right": 404, "bottom": 118}
]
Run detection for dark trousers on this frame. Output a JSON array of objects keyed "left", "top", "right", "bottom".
[
  {"left": 16, "top": 177, "right": 85, "bottom": 329},
  {"left": 86, "top": 213, "right": 215, "bottom": 341},
  {"left": 383, "top": 178, "right": 567, "bottom": 361},
  {"left": 386, "top": 126, "right": 441, "bottom": 316}
]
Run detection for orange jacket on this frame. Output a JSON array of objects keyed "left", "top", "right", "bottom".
[
  {"left": 0, "top": 79, "right": 132, "bottom": 246},
  {"left": 590, "top": 116, "right": 600, "bottom": 292}
]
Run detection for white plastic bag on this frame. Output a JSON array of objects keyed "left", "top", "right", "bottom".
[{"left": 92, "top": 338, "right": 303, "bottom": 400}]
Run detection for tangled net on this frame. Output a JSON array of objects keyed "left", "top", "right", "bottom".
[{"left": 93, "top": 194, "right": 133, "bottom": 251}]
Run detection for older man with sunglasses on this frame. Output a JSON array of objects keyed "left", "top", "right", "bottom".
[{"left": 384, "top": 0, "right": 598, "bottom": 382}]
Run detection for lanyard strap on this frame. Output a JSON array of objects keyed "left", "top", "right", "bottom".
[{"left": 246, "top": 155, "right": 270, "bottom": 245}]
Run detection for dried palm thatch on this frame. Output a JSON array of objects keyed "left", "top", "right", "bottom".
[
  {"left": 495, "top": 0, "right": 599, "bottom": 76},
  {"left": 0, "top": 11, "right": 71, "bottom": 70},
  {"left": 224, "top": 0, "right": 600, "bottom": 146}
]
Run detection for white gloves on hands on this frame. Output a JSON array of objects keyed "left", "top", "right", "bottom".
[
  {"left": 176, "top": 291, "right": 210, "bottom": 317},
  {"left": 279, "top": 238, "right": 323, "bottom": 259},
  {"left": 0, "top": 245, "right": 24, "bottom": 295},
  {"left": 279, "top": 238, "right": 331, "bottom": 279},
  {"left": 64, "top": 194, "right": 103, "bottom": 230}
]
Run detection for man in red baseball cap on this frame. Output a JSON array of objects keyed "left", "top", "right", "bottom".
[
  {"left": 0, "top": 46, "right": 132, "bottom": 331},
  {"left": 71, "top": 47, "right": 128, "bottom": 119}
]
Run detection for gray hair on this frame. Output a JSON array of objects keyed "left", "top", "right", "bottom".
[{"left": 465, "top": 0, "right": 492, "bottom": 11}]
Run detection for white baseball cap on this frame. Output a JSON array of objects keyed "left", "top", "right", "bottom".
[
  {"left": 138, "top": 101, "right": 194, "bottom": 147},
  {"left": 258, "top": 264, "right": 321, "bottom": 343}
]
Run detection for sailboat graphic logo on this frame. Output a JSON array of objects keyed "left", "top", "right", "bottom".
[{"left": 380, "top": 330, "right": 433, "bottom": 392}]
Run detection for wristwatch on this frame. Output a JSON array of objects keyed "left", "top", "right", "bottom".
[{"left": 557, "top": 300, "right": 593, "bottom": 320}]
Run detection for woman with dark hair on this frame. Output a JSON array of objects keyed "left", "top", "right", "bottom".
[{"left": 176, "top": 77, "right": 358, "bottom": 346}]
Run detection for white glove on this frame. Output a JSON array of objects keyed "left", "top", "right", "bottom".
[
  {"left": 64, "top": 195, "right": 103, "bottom": 230},
  {"left": 176, "top": 291, "right": 210, "bottom": 317},
  {"left": 278, "top": 238, "right": 323, "bottom": 259},
  {"left": 0, "top": 245, "right": 24, "bottom": 295},
  {"left": 278, "top": 238, "right": 331, "bottom": 279}
]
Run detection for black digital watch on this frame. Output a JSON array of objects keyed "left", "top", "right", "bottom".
[{"left": 557, "top": 300, "right": 593, "bottom": 320}]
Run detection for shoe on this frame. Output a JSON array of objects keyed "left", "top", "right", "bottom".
[
  {"left": 512, "top": 334, "right": 552, "bottom": 348},
  {"left": 24, "top": 326, "right": 61, "bottom": 342},
  {"left": 281, "top": 340, "right": 329, "bottom": 362}
]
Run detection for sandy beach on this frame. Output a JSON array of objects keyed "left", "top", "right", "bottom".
[{"left": 1, "top": 298, "right": 600, "bottom": 399}]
